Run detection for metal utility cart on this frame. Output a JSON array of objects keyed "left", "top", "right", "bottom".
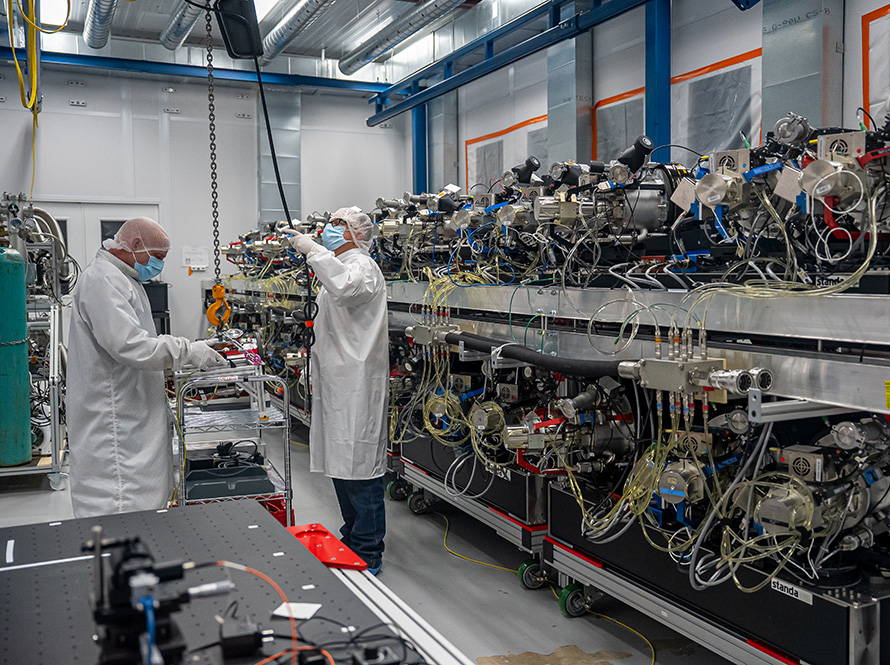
[
  {"left": 172, "top": 363, "right": 292, "bottom": 525},
  {"left": 0, "top": 300, "right": 66, "bottom": 490}
]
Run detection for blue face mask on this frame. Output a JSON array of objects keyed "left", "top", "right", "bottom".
[
  {"left": 134, "top": 255, "right": 165, "bottom": 281},
  {"left": 321, "top": 223, "right": 347, "bottom": 251}
]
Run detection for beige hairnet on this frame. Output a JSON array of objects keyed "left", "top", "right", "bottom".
[
  {"left": 343, "top": 211, "right": 376, "bottom": 252},
  {"left": 102, "top": 217, "right": 171, "bottom": 253}
]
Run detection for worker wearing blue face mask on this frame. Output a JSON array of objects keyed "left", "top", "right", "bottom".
[
  {"left": 67, "top": 217, "right": 227, "bottom": 517},
  {"left": 284, "top": 208, "right": 389, "bottom": 575}
]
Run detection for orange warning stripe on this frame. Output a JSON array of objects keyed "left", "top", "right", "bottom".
[
  {"left": 863, "top": 3, "right": 890, "bottom": 129},
  {"left": 669, "top": 47, "right": 762, "bottom": 85},
  {"left": 464, "top": 114, "right": 548, "bottom": 191},
  {"left": 590, "top": 48, "right": 763, "bottom": 159},
  {"left": 591, "top": 87, "right": 646, "bottom": 160}
]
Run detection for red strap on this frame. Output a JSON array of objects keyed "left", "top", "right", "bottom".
[{"left": 533, "top": 417, "right": 568, "bottom": 431}]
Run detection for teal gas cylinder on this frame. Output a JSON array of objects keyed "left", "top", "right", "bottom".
[{"left": 0, "top": 246, "right": 31, "bottom": 466}]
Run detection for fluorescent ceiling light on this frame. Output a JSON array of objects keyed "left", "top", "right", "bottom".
[
  {"left": 254, "top": 0, "right": 279, "bottom": 22},
  {"left": 40, "top": 0, "right": 69, "bottom": 26}
]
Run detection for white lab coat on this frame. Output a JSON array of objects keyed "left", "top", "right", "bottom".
[
  {"left": 67, "top": 250, "right": 195, "bottom": 517},
  {"left": 307, "top": 247, "right": 389, "bottom": 480}
]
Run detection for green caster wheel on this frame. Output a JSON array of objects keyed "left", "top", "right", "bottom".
[
  {"left": 559, "top": 582, "right": 588, "bottom": 617},
  {"left": 408, "top": 491, "right": 431, "bottom": 515},
  {"left": 517, "top": 558, "right": 546, "bottom": 590},
  {"left": 386, "top": 479, "right": 410, "bottom": 501}
]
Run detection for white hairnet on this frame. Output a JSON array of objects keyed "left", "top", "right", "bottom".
[
  {"left": 102, "top": 217, "right": 171, "bottom": 253},
  {"left": 330, "top": 206, "right": 362, "bottom": 223},
  {"left": 344, "top": 211, "right": 376, "bottom": 252}
]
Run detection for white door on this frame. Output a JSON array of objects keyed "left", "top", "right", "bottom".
[{"left": 32, "top": 201, "right": 161, "bottom": 270}]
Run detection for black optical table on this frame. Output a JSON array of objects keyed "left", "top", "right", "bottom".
[{"left": 0, "top": 501, "right": 471, "bottom": 665}]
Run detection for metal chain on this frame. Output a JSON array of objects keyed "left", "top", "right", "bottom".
[
  {"left": 0, "top": 338, "right": 28, "bottom": 346},
  {"left": 205, "top": 7, "right": 221, "bottom": 282}
]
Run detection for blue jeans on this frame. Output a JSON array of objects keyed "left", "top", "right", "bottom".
[{"left": 332, "top": 477, "right": 386, "bottom": 569}]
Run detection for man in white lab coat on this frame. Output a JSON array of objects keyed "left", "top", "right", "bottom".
[
  {"left": 286, "top": 209, "right": 389, "bottom": 574},
  {"left": 67, "top": 217, "right": 226, "bottom": 518}
]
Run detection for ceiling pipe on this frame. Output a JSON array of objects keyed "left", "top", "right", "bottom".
[
  {"left": 259, "top": 0, "right": 332, "bottom": 66},
  {"left": 159, "top": 1, "right": 205, "bottom": 50},
  {"left": 82, "top": 0, "right": 120, "bottom": 49},
  {"left": 338, "top": 0, "right": 466, "bottom": 76}
]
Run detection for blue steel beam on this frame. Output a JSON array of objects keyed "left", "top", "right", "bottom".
[
  {"left": 368, "top": 0, "right": 648, "bottom": 126},
  {"left": 412, "top": 104, "right": 428, "bottom": 193},
  {"left": 379, "top": 0, "right": 567, "bottom": 98},
  {"left": 0, "top": 48, "right": 390, "bottom": 93},
  {"left": 644, "top": 0, "right": 670, "bottom": 151}
]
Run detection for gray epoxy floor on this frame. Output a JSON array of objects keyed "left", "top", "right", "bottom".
[{"left": 0, "top": 433, "right": 729, "bottom": 665}]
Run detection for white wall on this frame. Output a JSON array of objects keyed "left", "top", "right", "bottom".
[
  {"left": 592, "top": 2, "right": 763, "bottom": 100},
  {"left": 592, "top": 5, "right": 647, "bottom": 103},
  {"left": 457, "top": 50, "right": 548, "bottom": 191},
  {"left": 671, "top": 1, "right": 763, "bottom": 75},
  {"left": 0, "top": 68, "right": 413, "bottom": 338},
  {"left": 0, "top": 66, "right": 257, "bottom": 339},
  {"left": 300, "top": 92, "right": 411, "bottom": 212}
]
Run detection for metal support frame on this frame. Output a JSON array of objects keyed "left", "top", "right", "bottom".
[
  {"left": 373, "top": 0, "right": 565, "bottom": 109},
  {"left": 848, "top": 603, "right": 881, "bottom": 665},
  {"left": 748, "top": 389, "right": 858, "bottom": 424},
  {"left": 0, "top": 303, "right": 65, "bottom": 487},
  {"left": 412, "top": 103, "right": 428, "bottom": 193},
  {"left": 545, "top": 539, "right": 813, "bottom": 665},
  {"left": 173, "top": 365, "right": 292, "bottom": 524},
  {"left": 367, "top": 0, "right": 649, "bottom": 126},
  {"left": 365, "top": 0, "right": 696, "bottom": 127},
  {"left": 644, "top": 0, "right": 670, "bottom": 150},
  {"left": 402, "top": 463, "right": 547, "bottom": 553},
  {"left": 332, "top": 568, "right": 474, "bottom": 665},
  {"left": 0, "top": 48, "right": 389, "bottom": 93}
]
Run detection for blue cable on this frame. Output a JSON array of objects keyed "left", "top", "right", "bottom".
[
  {"left": 447, "top": 224, "right": 517, "bottom": 288},
  {"left": 498, "top": 260, "right": 516, "bottom": 285},
  {"left": 539, "top": 253, "right": 551, "bottom": 278},
  {"left": 141, "top": 598, "right": 156, "bottom": 665}
]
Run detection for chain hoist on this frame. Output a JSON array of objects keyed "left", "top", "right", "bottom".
[{"left": 203, "top": 5, "right": 231, "bottom": 331}]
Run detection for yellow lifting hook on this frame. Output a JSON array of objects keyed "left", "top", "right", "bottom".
[{"left": 206, "top": 283, "right": 231, "bottom": 328}]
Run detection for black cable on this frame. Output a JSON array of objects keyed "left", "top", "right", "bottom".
[
  {"left": 650, "top": 144, "right": 704, "bottom": 159},
  {"left": 252, "top": 53, "right": 315, "bottom": 412},
  {"left": 858, "top": 106, "right": 878, "bottom": 128},
  {"left": 252, "top": 59, "right": 292, "bottom": 227}
]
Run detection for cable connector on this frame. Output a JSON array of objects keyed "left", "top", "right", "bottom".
[{"left": 219, "top": 614, "right": 268, "bottom": 658}]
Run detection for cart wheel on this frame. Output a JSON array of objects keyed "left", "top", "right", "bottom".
[
  {"left": 559, "top": 583, "right": 588, "bottom": 617},
  {"left": 48, "top": 473, "right": 68, "bottom": 492},
  {"left": 386, "top": 479, "right": 410, "bottom": 501},
  {"left": 407, "top": 491, "right": 431, "bottom": 515},
  {"left": 518, "top": 559, "right": 545, "bottom": 590}
]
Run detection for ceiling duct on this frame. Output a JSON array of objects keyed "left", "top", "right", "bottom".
[
  {"left": 259, "top": 0, "right": 332, "bottom": 66},
  {"left": 82, "top": 0, "right": 120, "bottom": 49},
  {"left": 159, "top": 1, "right": 204, "bottom": 50},
  {"left": 338, "top": 0, "right": 465, "bottom": 76}
]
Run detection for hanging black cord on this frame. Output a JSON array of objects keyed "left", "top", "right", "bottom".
[
  {"left": 253, "top": 56, "right": 316, "bottom": 413},
  {"left": 179, "top": 0, "right": 315, "bottom": 408},
  {"left": 253, "top": 58, "right": 293, "bottom": 225}
]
